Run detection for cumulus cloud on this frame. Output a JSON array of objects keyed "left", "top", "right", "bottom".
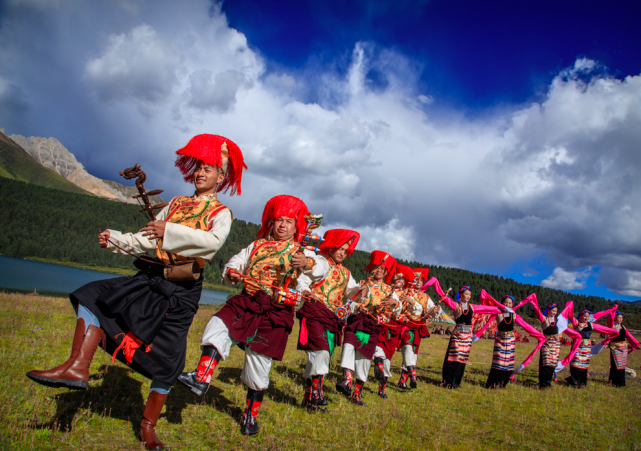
[
  {"left": 2, "top": 0, "right": 641, "bottom": 296},
  {"left": 597, "top": 268, "right": 641, "bottom": 297},
  {"left": 541, "top": 267, "right": 592, "bottom": 290}
]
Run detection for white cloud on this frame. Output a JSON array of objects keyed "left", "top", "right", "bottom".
[
  {"left": 2, "top": 0, "right": 641, "bottom": 290},
  {"left": 596, "top": 267, "right": 641, "bottom": 297},
  {"left": 541, "top": 267, "right": 592, "bottom": 290}
]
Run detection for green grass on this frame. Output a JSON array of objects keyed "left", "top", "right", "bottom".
[{"left": 1, "top": 292, "right": 640, "bottom": 450}]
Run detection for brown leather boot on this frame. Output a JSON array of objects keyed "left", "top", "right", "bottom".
[
  {"left": 140, "top": 391, "right": 168, "bottom": 450},
  {"left": 27, "top": 324, "right": 103, "bottom": 390},
  {"left": 26, "top": 318, "right": 86, "bottom": 388}
]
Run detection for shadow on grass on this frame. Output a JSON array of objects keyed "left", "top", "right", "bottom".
[{"left": 36, "top": 364, "right": 144, "bottom": 437}]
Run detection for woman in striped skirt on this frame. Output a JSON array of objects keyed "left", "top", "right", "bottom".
[
  {"left": 565, "top": 306, "right": 618, "bottom": 388},
  {"left": 528, "top": 301, "right": 581, "bottom": 389},
  {"left": 606, "top": 311, "right": 639, "bottom": 387},
  {"left": 440, "top": 286, "right": 501, "bottom": 388}
]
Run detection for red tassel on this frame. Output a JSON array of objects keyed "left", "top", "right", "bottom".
[
  {"left": 257, "top": 195, "right": 310, "bottom": 242},
  {"left": 412, "top": 267, "right": 430, "bottom": 282},
  {"left": 363, "top": 250, "right": 397, "bottom": 283},
  {"left": 319, "top": 229, "right": 360, "bottom": 257},
  {"left": 392, "top": 265, "right": 415, "bottom": 288},
  {"left": 112, "top": 332, "right": 151, "bottom": 365},
  {"left": 300, "top": 317, "right": 308, "bottom": 346}
]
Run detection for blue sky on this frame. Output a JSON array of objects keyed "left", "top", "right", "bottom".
[{"left": 1, "top": 0, "right": 641, "bottom": 301}]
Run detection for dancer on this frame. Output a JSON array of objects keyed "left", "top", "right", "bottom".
[
  {"left": 420, "top": 283, "right": 501, "bottom": 389},
  {"left": 527, "top": 300, "right": 582, "bottom": 389},
  {"left": 604, "top": 311, "right": 639, "bottom": 387},
  {"left": 477, "top": 291, "right": 546, "bottom": 388},
  {"left": 396, "top": 268, "right": 438, "bottom": 390},
  {"left": 27, "top": 134, "right": 246, "bottom": 450},
  {"left": 296, "top": 229, "right": 362, "bottom": 412},
  {"left": 178, "top": 194, "right": 322, "bottom": 435},
  {"left": 336, "top": 250, "right": 400, "bottom": 406},
  {"left": 373, "top": 264, "right": 412, "bottom": 398},
  {"left": 564, "top": 305, "right": 618, "bottom": 387}
]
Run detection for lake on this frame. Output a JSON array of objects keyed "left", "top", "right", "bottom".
[{"left": 0, "top": 255, "right": 229, "bottom": 305}]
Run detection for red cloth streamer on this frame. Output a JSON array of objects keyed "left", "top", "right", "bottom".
[
  {"left": 112, "top": 332, "right": 152, "bottom": 365},
  {"left": 319, "top": 229, "right": 360, "bottom": 256},
  {"left": 256, "top": 195, "right": 311, "bottom": 242},
  {"left": 363, "top": 250, "right": 397, "bottom": 284},
  {"left": 300, "top": 317, "right": 308, "bottom": 346},
  {"left": 175, "top": 134, "right": 247, "bottom": 195}
]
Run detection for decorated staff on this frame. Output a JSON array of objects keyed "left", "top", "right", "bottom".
[
  {"left": 422, "top": 278, "right": 502, "bottom": 389},
  {"left": 178, "top": 195, "right": 324, "bottom": 436},
  {"left": 336, "top": 250, "right": 401, "bottom": 406},
  {"left": 603, "top": 310, "right": 640, "bottom": 387},
  {"left": 372, "top": 264, "right": 413, "bottom": 399},
  {"left": 296, "top": 229, "right": 362, "bottom": 412},
  {"left": 27, "top": 134, "right": 245, "bottom": 450},
  {"left": 477, "top": 291, "right": 546, "bottom": 388},
  {"left": 525, "top": 298, "right": 582, "bottom": 389}
]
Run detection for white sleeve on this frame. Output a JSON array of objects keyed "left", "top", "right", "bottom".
[
  {"left": 410, "top": 299, "right": 424, "bottom": 316},
  {"left": 104, "top": 204, "right": 170, "bottom": 255},
  {"left": 391, "top": 291, "right": 402, "bottom": 315},
  {"left": 296, "top": 255, "right": 330, "bottom": 292},
  {"left": 222, "top": 241, "right": 255, "bottom": 283},
  {"left": 343, "top": 273, "right": 361, "bottom": 301},
  {"left": 162, "top": 209, "right": 232, "bottom": 260}
]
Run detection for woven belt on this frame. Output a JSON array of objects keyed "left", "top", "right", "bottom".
[
  {"left": 497, "top": 331, "right": 515, "bottom": 338},
  {"left": 453, "top": 324, "right": 472, "bottom": 333}
]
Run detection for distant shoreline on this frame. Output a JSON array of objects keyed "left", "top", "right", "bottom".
[{"left": 24, "top": 257, "right": 236, "bottom": 293}]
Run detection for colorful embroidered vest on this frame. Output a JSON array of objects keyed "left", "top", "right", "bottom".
[
  {"left": 310, "top": 257, "right": 351, "bottom": 312},
  {"left": 401, "top": 288, "right": 430, "bottom": 320},
  {"left": 360, "top": 278, "right": 393, "bottom": 315},
  {"left": 156, "top": 195, "right": 229, "bottom": 268},
  {"left": 243, "top": 238, "right": 300, "bottom": 296}
]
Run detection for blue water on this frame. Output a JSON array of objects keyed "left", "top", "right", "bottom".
[{"left": 0, "top": 255, "right": 228, "bottom": 305}]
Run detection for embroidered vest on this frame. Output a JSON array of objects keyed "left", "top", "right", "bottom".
[
  {"left": 360, "top": 278, "right": 393, "bottom": 315},
  {"left": 156, "top": 195, "right": 229, "bottom": 268},
  {"left": 310, "top": 257, "right": 351, "bottom": 312},
  {"left": 401, "top": 288, "right": 430, "bottom": 320},
  {"left": 243, "top": 238, "right": 300, "bottom": 296}
]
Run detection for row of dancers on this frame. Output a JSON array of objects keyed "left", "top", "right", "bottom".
[{"left": 24, "top": 134, "right": 639, "bottom": 451}]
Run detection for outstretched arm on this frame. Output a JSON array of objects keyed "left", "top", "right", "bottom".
[
  {"left": 626, "top": 330, "right": 640, "bottom": 354},
  {"left": 422, "top": 277, "right": 458, "bottom": 310},
  {"left": 527, "top": 295, "right": 546, "bottom": 322},
  {"left": 557, "top": 327, "right": 583, "bottom": 371},
  {"left": 512, "top": 314, "right": 546, "bottom": 375},
  {"left": 592, "top": 304, "right": 618, "bottom": 322}
]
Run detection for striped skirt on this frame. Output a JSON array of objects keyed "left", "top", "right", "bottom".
[
  {"left": 446, "top": 325, "right": 473, "bottom": 364},
  {"left": 610, "top": 341, "right": 628, "bottom": 370},
  {"left": 491, "top": 331, "right": 516, "bottom": 371},
  {"left": 541, "top": 335, "right": 561, "bottom": 367},
  {"left": 570, "top": 339, "right": 591, "bottom": 370}
]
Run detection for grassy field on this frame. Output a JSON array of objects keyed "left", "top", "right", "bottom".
[
  {"left": 23, "top": 257, "right": 237, "bottom": 293},
  {"left": 1, "top": 292, "right": 640, "bottom": 451}
]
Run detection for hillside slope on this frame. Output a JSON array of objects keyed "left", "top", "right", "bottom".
[{"left": 0, "top": 131, "right": 91, "bottom": 195}]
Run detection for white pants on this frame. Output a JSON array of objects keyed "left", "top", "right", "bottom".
[
  {"left": 373, "top": 346, "right": 392, "bottom": 378},
  {"left": 303, "top": 350, "right": 331, "bottom": 378},
  {"left": 400, "top": 344, "right": 418, "bottom": 370},
  {"left": 201, "top": 316, "right": 272, "bottom": 391},
  {"left": 340, "top": 343, "right": 371, "bottom": 382}
]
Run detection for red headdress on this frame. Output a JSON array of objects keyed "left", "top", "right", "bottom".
[
  {"left": 363, "top": 250, "right": 397, "bottom": 283},
  {"left": 257, "top": 195, "right": 311, "bottom": 242},
  {"left": 175, "top": 134, "right": 247, "bottom": 195},
  {"left": 392, "top": 264, "right": 415, "bottom": 288},
  {"left": 319, "top": 229, "right": 360, "bottom": 257},
  {"left": 412, "top": 268, "right": 430, "bottom": 284}
]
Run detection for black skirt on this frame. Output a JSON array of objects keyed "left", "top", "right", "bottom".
[
  {"left": 71, "top": 258, "right": 202, "bottom": 384},
  {"left": 485, "top": 368, "right": 512, "bottom": 389},
  {"left": 566, "top": 367, "right": 588, "bottom": 387}
]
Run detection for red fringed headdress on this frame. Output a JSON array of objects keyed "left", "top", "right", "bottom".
[
  {"left": 363, "top": 250, "right": 397, "bottom": 283},
  {"left": 319, "top": 229, "right": 360, "bottom": 257},
  {"left": 392, "top": 264, "right": 414, "bottom": 287},
  {"left": 175, "top": 134, "right": 248, "bottom": 196},
  {"left": 412, "top": 268, "right": 430, "bottom": 284},
  {"left": 257, "top": 195, "right": 311, "bottom": 242}
]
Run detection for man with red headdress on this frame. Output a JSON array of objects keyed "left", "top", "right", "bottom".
[
  {"left": 396, "top": 267, "right": 438, "bottom": 390},
  {"left": 178, "top": 194, "right": 323, "bottom": 436},
  {"left": 371, "top": 264, "right": 414, "bottom": 399},
  {"left": 295, "top": 228, "right": 362, "bottom": 412},
  {"left": 336, "top": 250, "right": 401, "bottom": 406},
  {"left": 26, "top": 134, "right": 246, "bottom": 450}
]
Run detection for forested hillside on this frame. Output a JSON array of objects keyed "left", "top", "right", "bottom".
[{"left": 1, "top": 176, "right": 639, "bottom": 328}]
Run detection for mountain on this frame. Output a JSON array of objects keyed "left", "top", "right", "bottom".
[
  {"left": 4, "top": 129, "right": 165, "bottom": 205},
  {"left": 0, "top": 130, "right": 91, "bottom": 195}
]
